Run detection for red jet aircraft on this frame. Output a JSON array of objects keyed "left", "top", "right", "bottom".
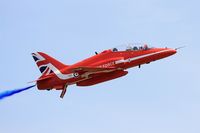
[{"left": 32, "top": 44, "right": 177, "bottom": 98}]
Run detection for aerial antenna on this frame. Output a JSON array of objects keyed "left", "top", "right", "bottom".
[{"left": 175, "top": 45, "right": 186, "bottom": 50}]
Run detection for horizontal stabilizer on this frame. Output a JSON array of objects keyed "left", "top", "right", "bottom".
[{"left": 28, "top": 75, "right": 52, "bottom": 83}]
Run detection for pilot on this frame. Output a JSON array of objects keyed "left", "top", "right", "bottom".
[
  {"left": 133, "top": 46, "right": 138, "bottom": 51},
  {"left": 139, "top": 46, "right": 143, "bottom": 50},
  {"left": 144, "top": 44, "right": 148, "bottom": 50},
  {"left": 113, "top": 48, "right": 118, "bottom": 52}
]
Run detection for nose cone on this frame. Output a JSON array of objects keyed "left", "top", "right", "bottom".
[
  {"left": 168, "top": 48, "right": 177, "bottom": 55},
  {"left": 148, "top": 47, "right": 177, "bottom": 62}
]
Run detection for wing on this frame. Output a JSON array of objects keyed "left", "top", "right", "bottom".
[{"left": 71, "top": 66, "right": 123, "bottom": 78}]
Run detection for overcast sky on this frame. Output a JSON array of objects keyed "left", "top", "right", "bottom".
[{"left": 0, "top": 0, "right": 200, "bottom": 133}]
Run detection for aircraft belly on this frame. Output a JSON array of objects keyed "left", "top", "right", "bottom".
[{"left": 76, "top": 70, "right": 128, "bottom": 86}]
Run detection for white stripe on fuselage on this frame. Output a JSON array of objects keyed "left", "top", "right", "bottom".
[
  {"left": 46, "top": 63, "right": 75, "bottom": 80},
  {"left": 115, "top": 49, "right": 172, "bottom": 64}
]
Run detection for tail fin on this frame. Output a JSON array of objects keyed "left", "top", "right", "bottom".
[{"left": 32, "top": 52, "right": 68, "bottom": 75}]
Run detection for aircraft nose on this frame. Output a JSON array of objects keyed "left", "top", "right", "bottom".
[{"left": 168, "top": 48, "right": 177, "bottom": 55}]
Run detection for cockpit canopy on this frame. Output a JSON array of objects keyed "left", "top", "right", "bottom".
[{"left": 111, "top": 43, "right": 152, "bottom": 52}]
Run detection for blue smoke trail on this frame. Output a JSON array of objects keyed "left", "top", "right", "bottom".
[{"left": 0, "top": 85, "right": 36, "bottom": 100}]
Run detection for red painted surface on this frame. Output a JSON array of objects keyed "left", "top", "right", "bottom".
[{"left": 31, "top": 45, "right": 177, "bottom": 98}]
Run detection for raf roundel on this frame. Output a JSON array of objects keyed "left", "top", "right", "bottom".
[{"left": 73, "top": 72, "right": 79, "bottom": 77}]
